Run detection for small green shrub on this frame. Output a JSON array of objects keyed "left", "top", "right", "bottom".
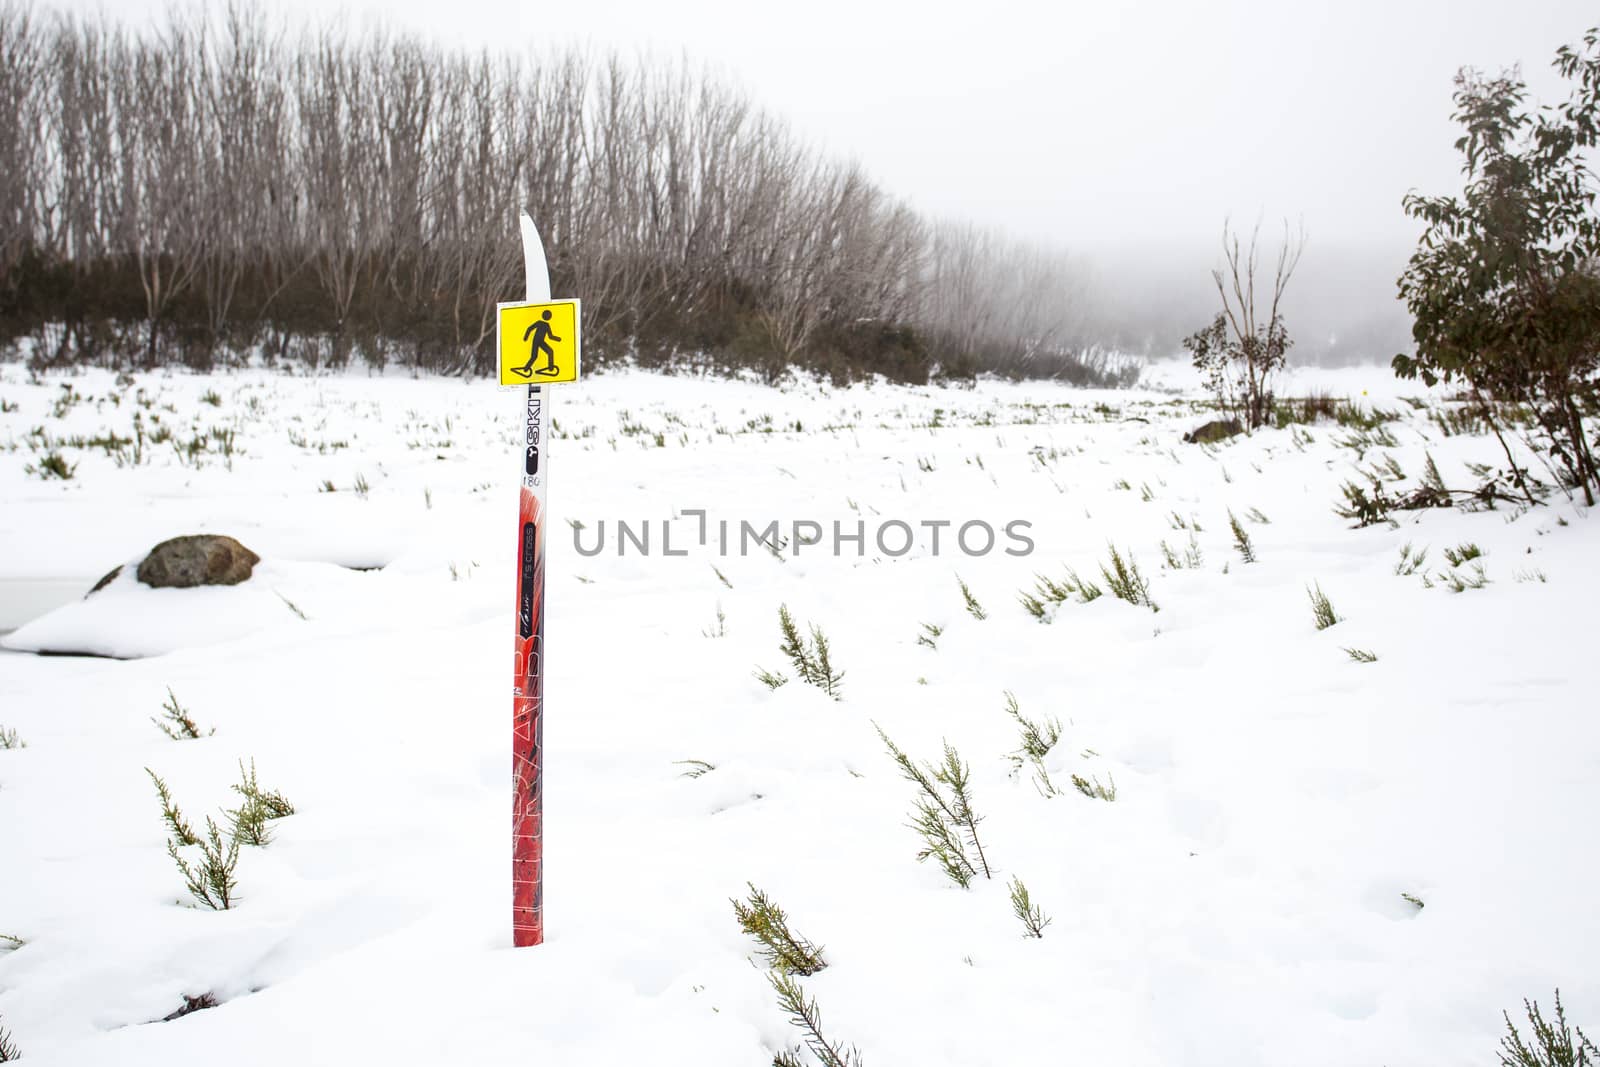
[
  {"left": 957, "top": 575, "right": 986, "bottom": 620},
  {"left": 1497, "top": 990, "right": 1597, "bottom": 1067},
  {"left": 1228, "top": 510, "right": 1256, "bottom": 561},
  {"left": 227, "top": 759, "right": 295, "bottom": 847},
  {"left": 1308, "top": 583, "right": 1341, "bottom": 630},
  {"left": 876, "top": 725, "right": 991, "bottom": 888},
  {"left": 152, "top": 688, "right": 210, "bottom": 740},
  {"left": 732, "top": 884, "right": 828, "bottom": 976},
  {"left": 168, "top": 816, "right": 241, "bottom": 911},
  {"left": 768, "top": 971, "right": 864, "bottom": 1067},
  {"left": 1008, "top": 876, "right": 1052, "bottom": 938},
  {"left": 1002, "top": 691, "right": 1063, "bottom": 797},
  {"left": 1100, "top": 545, "right": 1157, "bottom": 612},
  {"left": 1071, "top": 772, "right": 1117, "bottom": 802},
  {"left": 772, "top": 605, "right": 843, "bottom": 700}
]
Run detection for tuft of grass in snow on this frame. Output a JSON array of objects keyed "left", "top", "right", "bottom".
[
  {"left": 26, "top": 450, "right": 76, "bottom": 480},
  {"left": 0, "top": 726, "right": 24, "bottom": 750},
  {"left": 1100, "top": 544, "right": 1157, "bottom": 612},
  {"left": 1228, "top": 510, "right": 1256, "bottom": 562},
  {"left": 768, "top": 971, "right": 864, "bottom": 1067},
  {"left": 152, "top": 687, "right": 211, "bottom": 740},
  {"left": 957, "top": 575, "right": 987, "bottom": 620},
  {"left": 875, "top": 725, "right": 992, "bottom": 888},
  {"left": 1008, "top": 876, "right": 1052, "bottom": 938},
  {"left": 732, "top": 883, "right": 828, "bottom": 976},
  {"left": 1395, "top": 542, "right": 1429, "bottom": 576},
  {"left": 1019, "top": 567, "right": 1103, "bottom": 620},
  {"left": 1497, "top": 990, "right": 1598, "bottom": 1067},
  {"left": 1443, "top": 542, "right": 1484, "bottom": 567},
  {"left": 1308, "top": 583, "right": 1341, "bottom": 630},
  {"left": 1433, "top": 563, "right": 1491, "bottom": 593}
]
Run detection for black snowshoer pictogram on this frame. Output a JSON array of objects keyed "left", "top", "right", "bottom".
[{"left": 512, "top": 310, "right": 563, "bottom": 377}]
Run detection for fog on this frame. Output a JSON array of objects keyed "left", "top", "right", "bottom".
[{"left": 56, "top": 0, "right": 1599, "bottom": 362}]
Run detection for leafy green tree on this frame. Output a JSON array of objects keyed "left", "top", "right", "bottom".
[{"left": 1395, "top": 28, "right": 1600, "bottom": 505}]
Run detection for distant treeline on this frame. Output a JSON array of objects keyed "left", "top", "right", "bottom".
[{"left": 0, "top": 3, "right": 1136, "bottom": 386}]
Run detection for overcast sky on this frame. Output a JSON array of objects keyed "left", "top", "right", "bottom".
[{"left": 61, "top": 0, "right": 1600, "bottom": 355}]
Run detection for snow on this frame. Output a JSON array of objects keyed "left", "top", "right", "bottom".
[{"left": 0, "top": 359, "right": 1595, "bottom": 1065}]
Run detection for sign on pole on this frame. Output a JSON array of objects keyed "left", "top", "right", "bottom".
[{"left": 501, "top": 215, "right": 581, "bottom": 948}]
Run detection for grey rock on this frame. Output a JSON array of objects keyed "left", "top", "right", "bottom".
[
  {"left": 1183, "top": 418, "right": 1243, "bottom": 444},
  {"left": 133, "top": 535, "right": 261, "bottom": 589}
]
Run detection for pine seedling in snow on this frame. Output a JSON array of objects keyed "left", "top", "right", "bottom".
[
  {"left": 227, "top": 759, "right": 295, "bottom": 847},
  {"left": 775, "top": 605, "right": 844, "bottom": 700},
  {"left": 916, "top": 622, "right": 942, "bottom": 649},
  {"left": 0, "top": 934, "right": 23, "bottom": 952},
  {"left": 1345, "top": 647, "right": 1379, "bottom": 663},
  {"left": 875, "top": 725, "right": 992, "bottom": 887},
  {"left": 146, "top": 768, "right": 198, "bottom": 846},
  {"left": 674, "top": 759, "right": 716, "bottom": 779},
  {"left": 152, "top": 687, "right": 211, "bottom": 740},
  {"left": 1002, "top": 691, "right": 1063, "bottom": 797},
  {"left": 0, "top": 1018, "right": 19, "bottom": 1062},
  {"left": 0, "top": 726, "right": 23, "bottom": 750},
  {"left": 1497, "top": 990, "right": 1598, "bottom": 1067},
  {"left": 957, "top": 575, "right": 987, "bottom": 620},
  {"left": 768, "top": 972, "right": 864, "bottom": 1067},
  {"left": 1228, "top": 510, "right": 1256, "bottom": 562},
  {"left": 1308, "top": 583, "right": 1341, "bottom": 630},
  {"left": 1008, "top": 876, "right": 1052, "bottom": 938},
  {"left": 1100, "top": 545, "right": 1157, "bottom": 612},
  {"left": 732, "top": 884, "right": 828, "bottom": 976},
  {"left": 167, "top": 816, "right": 240, "bottom": 911}
]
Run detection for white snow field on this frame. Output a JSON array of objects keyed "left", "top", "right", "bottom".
[{"left": 0, "top": 359, "right": 1595, "bottom": 1066}]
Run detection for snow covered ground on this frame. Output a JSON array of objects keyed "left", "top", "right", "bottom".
[{"left": 0, "top": 358, "right": 1594, "bottom": 1065}]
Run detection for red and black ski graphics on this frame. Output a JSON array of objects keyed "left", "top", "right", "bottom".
[{"left": 512, "top": 474, "right": 545, "bottom": 947}]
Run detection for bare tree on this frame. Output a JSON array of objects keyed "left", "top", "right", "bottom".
[{"left": 1184, "top": 220, "right": 1306, "bottom": 429}]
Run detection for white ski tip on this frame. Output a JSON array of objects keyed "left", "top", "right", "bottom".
[{"left": 520, "top": 214, "right": 551, "bottom": 304}]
